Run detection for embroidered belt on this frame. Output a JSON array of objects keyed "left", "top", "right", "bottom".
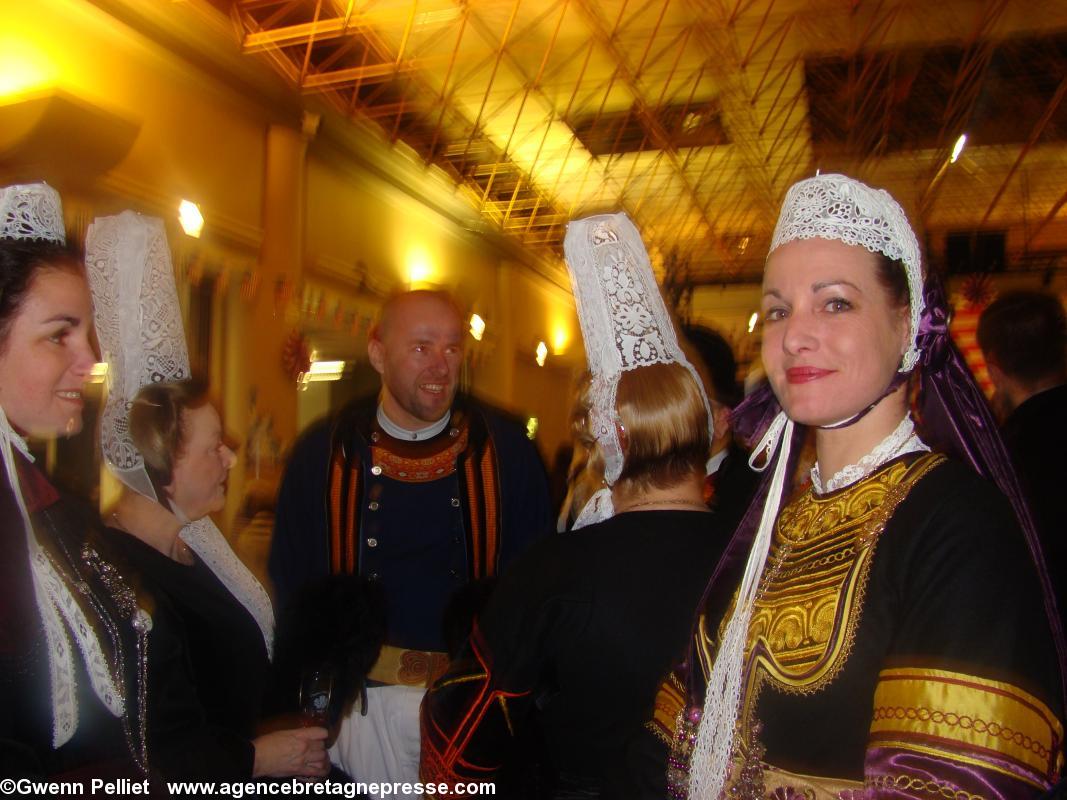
[{"left": 368, "top": 644, "right": 451, "bottom": 688}]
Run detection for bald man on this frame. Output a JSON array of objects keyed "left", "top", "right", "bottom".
[{"left": 270, "top": 290, "right": 551, "bottom": 793}]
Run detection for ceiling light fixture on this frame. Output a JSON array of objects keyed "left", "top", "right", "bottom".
[
  {"left": 535, "top": 341, "right": 548, "bottom": 367},
  {"left": 950, "top": 134, "right": 968, "bottom": 164},
  {"left": 300, "top": 360, "right": 346, "bottom": 386},
  {"left": 469, "top": 313, "right": 486, "bottom": 341},
  {"left": 178, "top": 200, "right": 204, "bottom": 238}
]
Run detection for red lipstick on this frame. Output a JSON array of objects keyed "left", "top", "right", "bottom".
[{"left": 786, "top": 367, "right": 834, "bottom": 384}]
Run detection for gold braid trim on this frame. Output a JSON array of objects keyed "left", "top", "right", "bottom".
[
  {"left": 650, "top": 672, "right": 687, "bottom": 746},
  {"left": 866, "top": 771, "right": 987, "bottom": 800},
  {"left": 871, "top": 667, "right": 1064, "bottom": 780}
]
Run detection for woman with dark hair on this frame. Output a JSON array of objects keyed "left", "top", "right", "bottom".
[
  {"left": 0, "top": 183, "right": 150, "bottom": 777},
  {"left": 652, "top": 175, "right": 1064, "bottom": 799},
  {"left": 421, "top": 214, "right": 731, "bottom": 798}
]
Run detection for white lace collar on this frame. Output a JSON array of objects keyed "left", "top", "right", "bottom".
[
  {"left": 376, "top": 405, "right": 451, "bottom": 442},
  {"left": 811, "top": 414, "right": 930, "bottom": 494}
]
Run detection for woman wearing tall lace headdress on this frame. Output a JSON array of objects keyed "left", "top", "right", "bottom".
[
  {"left": 85, "top": 211, "right": 328, "bottom": 780},
  {"left": 421, "top": 214, "right": 733, "bottom": 798},
  {"left": 647, "top": 174, "right": 1065, "bottom": 799},
  {"left": 0, "top": 183, "right": 152, "bottom": 777}
]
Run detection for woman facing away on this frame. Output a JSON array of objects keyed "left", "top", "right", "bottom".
[
  {"left": 0, "top": 182, "right": 151, "bottom": 777},
  {"left": 421, "top": 213, "right": 733, "bottom": 798},
  {"left": 645, "top": 174, "right": 1065, "bottom": 799}
]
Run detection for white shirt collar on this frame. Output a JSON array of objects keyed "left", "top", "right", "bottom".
[{"left": 376, "top": 405, "right": 451, "bottom": 442}]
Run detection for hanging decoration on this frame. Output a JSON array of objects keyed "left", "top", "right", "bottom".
[
  {"left": 214, "top": 266, "right": 231, "bottom": 298},
  {"left": 960, "top": 274, "right": 995, "bottom": 308},
  {"left": 241, "top": 270, "right": 261, "bottom": 304},
  {"left": 274, "top": 276, "right": 295, "bottom": 315},
  {"left": 949, "top": 278, "right": 996, "bottom": 400},
  {"left": 281, "top": 329, "right": 311, "bottom": 382}
]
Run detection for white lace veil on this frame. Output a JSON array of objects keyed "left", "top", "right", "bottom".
[
  {"left": 563, "top": 213, "right": 714, "bottom": 529},
  {"left": 0, "top": 182, "right": 137, "bottom": 747},
  {"left": 86, "top": 211, "right": 275, "bottom": 656}
]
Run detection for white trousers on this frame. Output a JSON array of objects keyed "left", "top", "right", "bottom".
[{"left": 329, "top": 684, "right": 426, "bottom": 799}]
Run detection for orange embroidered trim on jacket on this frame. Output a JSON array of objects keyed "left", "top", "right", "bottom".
[
  {"left": 870, "top": 667, "right": 1064, "bottom": 782},
  {"left": 370, "top": 426, "right": 468, "bottom": 482},
  {"left": 328, "top": 447, "right": 346, "bottom": 574},
  {"left": 476, "top": 438, "right": 499, "bottom": 578}
]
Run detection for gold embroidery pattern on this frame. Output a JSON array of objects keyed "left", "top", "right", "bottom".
[
  {"left": 865, "top": 772, "right": 986, "bottom": 800},
  {"left": 870, "top": 667, "right": 1063, "bottom": 780},
  {"left": 650, "top": 671, "right": 687, "bottom": 746},
  {"left": 747, "top": 454, "right": 944, "bottom": 696},
  {"left": 369, "top": 644, "right": 450, "bottom": 687},
  {"left": 872, "top": 707, "right": 1049, "bottom": 760},
  {"left": 723, "top": 456, "right": 943, "bottom": 800}
]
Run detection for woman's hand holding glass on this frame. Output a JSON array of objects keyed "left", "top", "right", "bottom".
[{"left": 252, "top": 726, "right": 330, "bottom": 778}]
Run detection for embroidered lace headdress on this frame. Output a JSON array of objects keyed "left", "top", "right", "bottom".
[
  {"left": 0, "top": 182, "right": 141, "bottom": 748},
  {"left": 563, "top": 212, "right": 713, "bottom": 528},
  {"left": 0, "top": 182, "right": 66, "bottom": 243},
  {"left": 86, "top": 211, "right": 275, "bottom": 656},
  {"left": 770, "top": 173, "right": 924, "bottom": 372}
]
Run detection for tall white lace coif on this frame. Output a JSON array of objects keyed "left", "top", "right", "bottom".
[
  {"left": 562, "top": 213, "right": 713, "bottom": 528},
  {"left": 86, "top": 211, "right": 275, "bottom": 656}
]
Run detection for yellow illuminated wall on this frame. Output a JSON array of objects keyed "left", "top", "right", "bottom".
[{"left": 1, "top": 0, "right": 583, "bottom": 519}]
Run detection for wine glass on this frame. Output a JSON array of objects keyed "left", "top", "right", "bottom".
[{"left": 299, "top": 666, "right": 334, "bottom": 727}]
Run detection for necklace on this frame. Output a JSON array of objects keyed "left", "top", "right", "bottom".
[{"left": 617, "top": 497, "right": 708, "bottom": 513}]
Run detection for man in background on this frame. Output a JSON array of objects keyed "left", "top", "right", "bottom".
[
  {"left": 683, "top": 325, "right": 759, "bottom": 533},
  {"left": 270, "top": 289, "right": 551, "bottom": 794},
  {"left": 977, "top": 289, "right": 1067, "bottom": 624}
]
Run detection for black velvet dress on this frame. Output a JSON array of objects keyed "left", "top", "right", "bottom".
[
  {"left": 648, "top": 454, "right": 1064, "bottom": 799},
  {"left": 0, "top": 457, "right": 148, "bottom": 780},
  {"left": 421, "top": 509, "right": 730, "bottom": 798},
  {"left": 107, "top": 528, "right": 269, "bottom": 779}
]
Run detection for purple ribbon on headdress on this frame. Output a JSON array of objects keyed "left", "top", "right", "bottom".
[{"left": 914, "top": 277, "right": 1067, "bottom": 709}]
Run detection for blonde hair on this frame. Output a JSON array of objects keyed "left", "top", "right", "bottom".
[
  {"left": 560, "top": 363, "right": 709, "bottom": 524},
  {"left": 559, "top": 373, "right": 605, "bottom": 528},
  {"left": 615, "top": 362, "right": 710, "bottom": 493}
]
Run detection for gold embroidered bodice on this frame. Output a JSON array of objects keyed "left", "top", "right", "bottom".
[
  {"left": 733, "top": 453, "right": 944, "bottom": 697},
  {"left": 666, "top": 451, "right": 1064, "bottom": 800}
]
